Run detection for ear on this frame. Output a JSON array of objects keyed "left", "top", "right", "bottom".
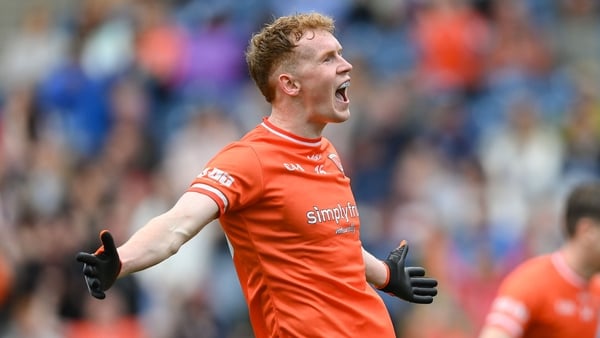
[{"left": 278, "top": 73, "right": 300, "bottom": 97}]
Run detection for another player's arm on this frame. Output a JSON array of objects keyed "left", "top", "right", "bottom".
[
  {"left": 118, "top": 192, "right": 219, "bottom": 277},
  {"left": 478, "top": 270, "right": 534, "bottom": 338},
  {"left": 478, "top": 294, "right": 529, "bottom": 338}
]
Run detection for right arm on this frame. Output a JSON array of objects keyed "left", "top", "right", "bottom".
[
  {"left": 478, "top": 284, "right": 530, "bottom": 338},
  {"left": 117, "top": 191, "right": 219, "bottom": 277}
]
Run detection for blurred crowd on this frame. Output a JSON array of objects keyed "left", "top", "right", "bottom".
[{"left": 0, "top": 0, "right": 599, "bottom": 337}]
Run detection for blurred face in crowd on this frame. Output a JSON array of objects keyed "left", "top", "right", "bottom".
[{"left": 287, "top": 30, "right": 353, "bottom": 125}]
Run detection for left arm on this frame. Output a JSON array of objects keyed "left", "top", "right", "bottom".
[
  {"left": 362, "top": 247, "right": 389, "bottom": 288},
  {"left": 362, "top": 241, "right": 438, "bottom": 304}
]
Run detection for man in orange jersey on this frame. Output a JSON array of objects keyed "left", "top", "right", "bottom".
[
  {"left": 479, "top": 181, "right": 600, "bottom": 338},
  {"left": 75, "top": 12, "right": 438, "bottom": 337}
]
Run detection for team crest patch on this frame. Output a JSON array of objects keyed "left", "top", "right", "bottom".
[{"left": 328, "top": 153, "right": 344, "bottom": 173}]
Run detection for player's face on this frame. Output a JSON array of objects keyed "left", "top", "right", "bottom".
[
  {"left": 292, "top": 30, "right": 353, "bottom": 124},
  {"left": 587, "top": 220, "right": 600, "bottom": 273}
]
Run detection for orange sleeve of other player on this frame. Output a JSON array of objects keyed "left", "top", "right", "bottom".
[{"left": 483, "top": 256, "right": 549, "bottom": 337}]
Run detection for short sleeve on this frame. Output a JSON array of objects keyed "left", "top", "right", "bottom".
[
  {"left": 483, "top": 266, "right": 540, "bottom": 337},
  {"left": 187, "top": 143, "right": 263, "bottom": 215}
]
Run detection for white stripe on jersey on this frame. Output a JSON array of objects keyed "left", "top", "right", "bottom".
[{"left": 191, "top": 183, "right": 229, "bottom": 211}]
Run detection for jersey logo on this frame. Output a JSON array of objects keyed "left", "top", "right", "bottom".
[
  {"left": 554, "top": 299, "right": 576, "bottom": 316},
  {"left": 305, "top": 202, "right": 359, "bottom": 225},
  {"left": 284, "top": 163, "right": 304, "bottom": 171},
  {"left": 328, "top": 153, "right": 344, "bottom": 173},
  {"left": 307, "top": 153, "right": 322, "bottom": 161},
  {"left": 199, "top": 167, "right": 235, "bottom": 187},
  {"left": 335, "top": 224, "right": 356, "bottom": 235},
  {"left": 492, "top": 297, "right": 528, "bottom": 322},
  {"left": 315, "top": 165, "right": 326, "bottom": 174}
]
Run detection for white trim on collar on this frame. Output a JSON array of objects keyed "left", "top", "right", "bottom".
[
  {"left": 551, "top": 251, "right": 587, "bottom": 288},
  {"left": 261, "top": 122, "right": 322, "bottom": 147}
]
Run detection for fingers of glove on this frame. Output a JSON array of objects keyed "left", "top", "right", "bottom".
[
  {"left": 90, "top": 287, "right": 106, "bottom": 299},
  {"left": 83, "top": 264, "right": 98, "bottom": 278},
  {"left": 412, "top": 286, "right": 438, "bottom": 297},
  {"left": 410, "top": 295, "right": 435, "bottom": 304},
  {"left": 99, "top": 230, "right": 118, "bottom": 257},
  {"left": 84, "top": 276, "right": 106, "bottom": 299},
  {"left": 410, "top": 277, "right": 438, "bottom": 288},
  {"left": 406, "top": 266, "right": 425, "bottom": 277},
  {"left": 90, "top": 277, "right": 101, "bottom": 290},
  {"left": 76, "top": 252, "right": 100, "bottom": 265}
]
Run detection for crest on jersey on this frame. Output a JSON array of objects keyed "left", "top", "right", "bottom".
[{"left": 328, "top": 153, "right": 344, "bottom": 173}]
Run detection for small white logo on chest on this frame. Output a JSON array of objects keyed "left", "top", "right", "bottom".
[
  {"left": 336, "top": 224, "right": 356, "bottom": 234},
  {"left": 307, "top": 154, "right": 322, "bottom": 161},
  {"left": 554, "top": 299, "right": 576, "bottom": 316},
  {"left": 284, "top": 163, "right": 304, "bottom": 171}
]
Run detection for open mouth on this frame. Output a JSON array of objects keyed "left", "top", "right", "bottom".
[{"left": 335, "top": 81, "right": 350, "bottom": 103}]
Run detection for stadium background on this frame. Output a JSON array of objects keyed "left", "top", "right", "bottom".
[{"left": 0, "top": 0, "right": 599, "bottom": 337}]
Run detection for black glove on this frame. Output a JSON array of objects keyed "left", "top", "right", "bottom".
[
  {"left": 377, "top": 240, "right": 438, "bottom": 304},
  {"left": 76, "top": 230, "right": 122, "bottom": 299}
]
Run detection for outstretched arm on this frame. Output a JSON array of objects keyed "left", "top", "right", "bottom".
[
  {"left": 76, "top": 191, "right": 219, "bottom": 298},
  {"left": 117, "top": 191, "right": 219, "bottom": 277}
]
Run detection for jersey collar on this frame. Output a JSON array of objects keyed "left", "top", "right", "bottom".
[
  {"left": 552, "top": 251, "right": 587, "bottom": 289},
  {"left": 261, "top": 117, "right": 322, "bottom": 147}
]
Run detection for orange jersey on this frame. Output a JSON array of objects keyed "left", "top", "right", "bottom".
[
  {"left": 188, "top": 118, "right": 395, "bottom": 338},
  {"left": 483, "top": 252, "right": 600, "bottom": 338}
]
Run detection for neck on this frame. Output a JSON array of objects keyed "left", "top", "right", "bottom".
[
  {"left": 269, "top": 107, "right": 325, "bottom": 139},
  {"left": 561, "top": 242, "right": 594, "bottom": 280}
]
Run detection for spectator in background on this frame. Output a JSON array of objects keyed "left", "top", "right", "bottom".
[
  {"left": 133, "top": 0, "right": 185, "bottom": 122},
  {"left": 412, "top": 0, "right": 490, "bottom": 95},
  {"left": 347, "top": 76, "right": 418, "bottom": 206},
  {"left": 0, "top": 4, "right": 67, "bottom": 91},
  {"left": 561, "top": 84, "right": 600, "bottom": 177},
  {"left": 550, "top": 0, "right": 600, "bottom": 98},
  {"left": 485, "top": 0, "right": 553, "bottom": 83},
  {"left": 477, "top": 94, "right": 564, "bottom": 249},
  {"left": 0, "top": 262, "right": 64, "bottom": 338},
  {"left": 0, "top": 86, "right": 39, "bottom": 176},
  {"left": 173, "top": 9, "right": 246, "bottom": 106},
  {"left": 65, "top": 286, "right": 146, "bottom": 338},
  {"left": 78, "top": 3, "right": 135, "bottom": 80}
]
